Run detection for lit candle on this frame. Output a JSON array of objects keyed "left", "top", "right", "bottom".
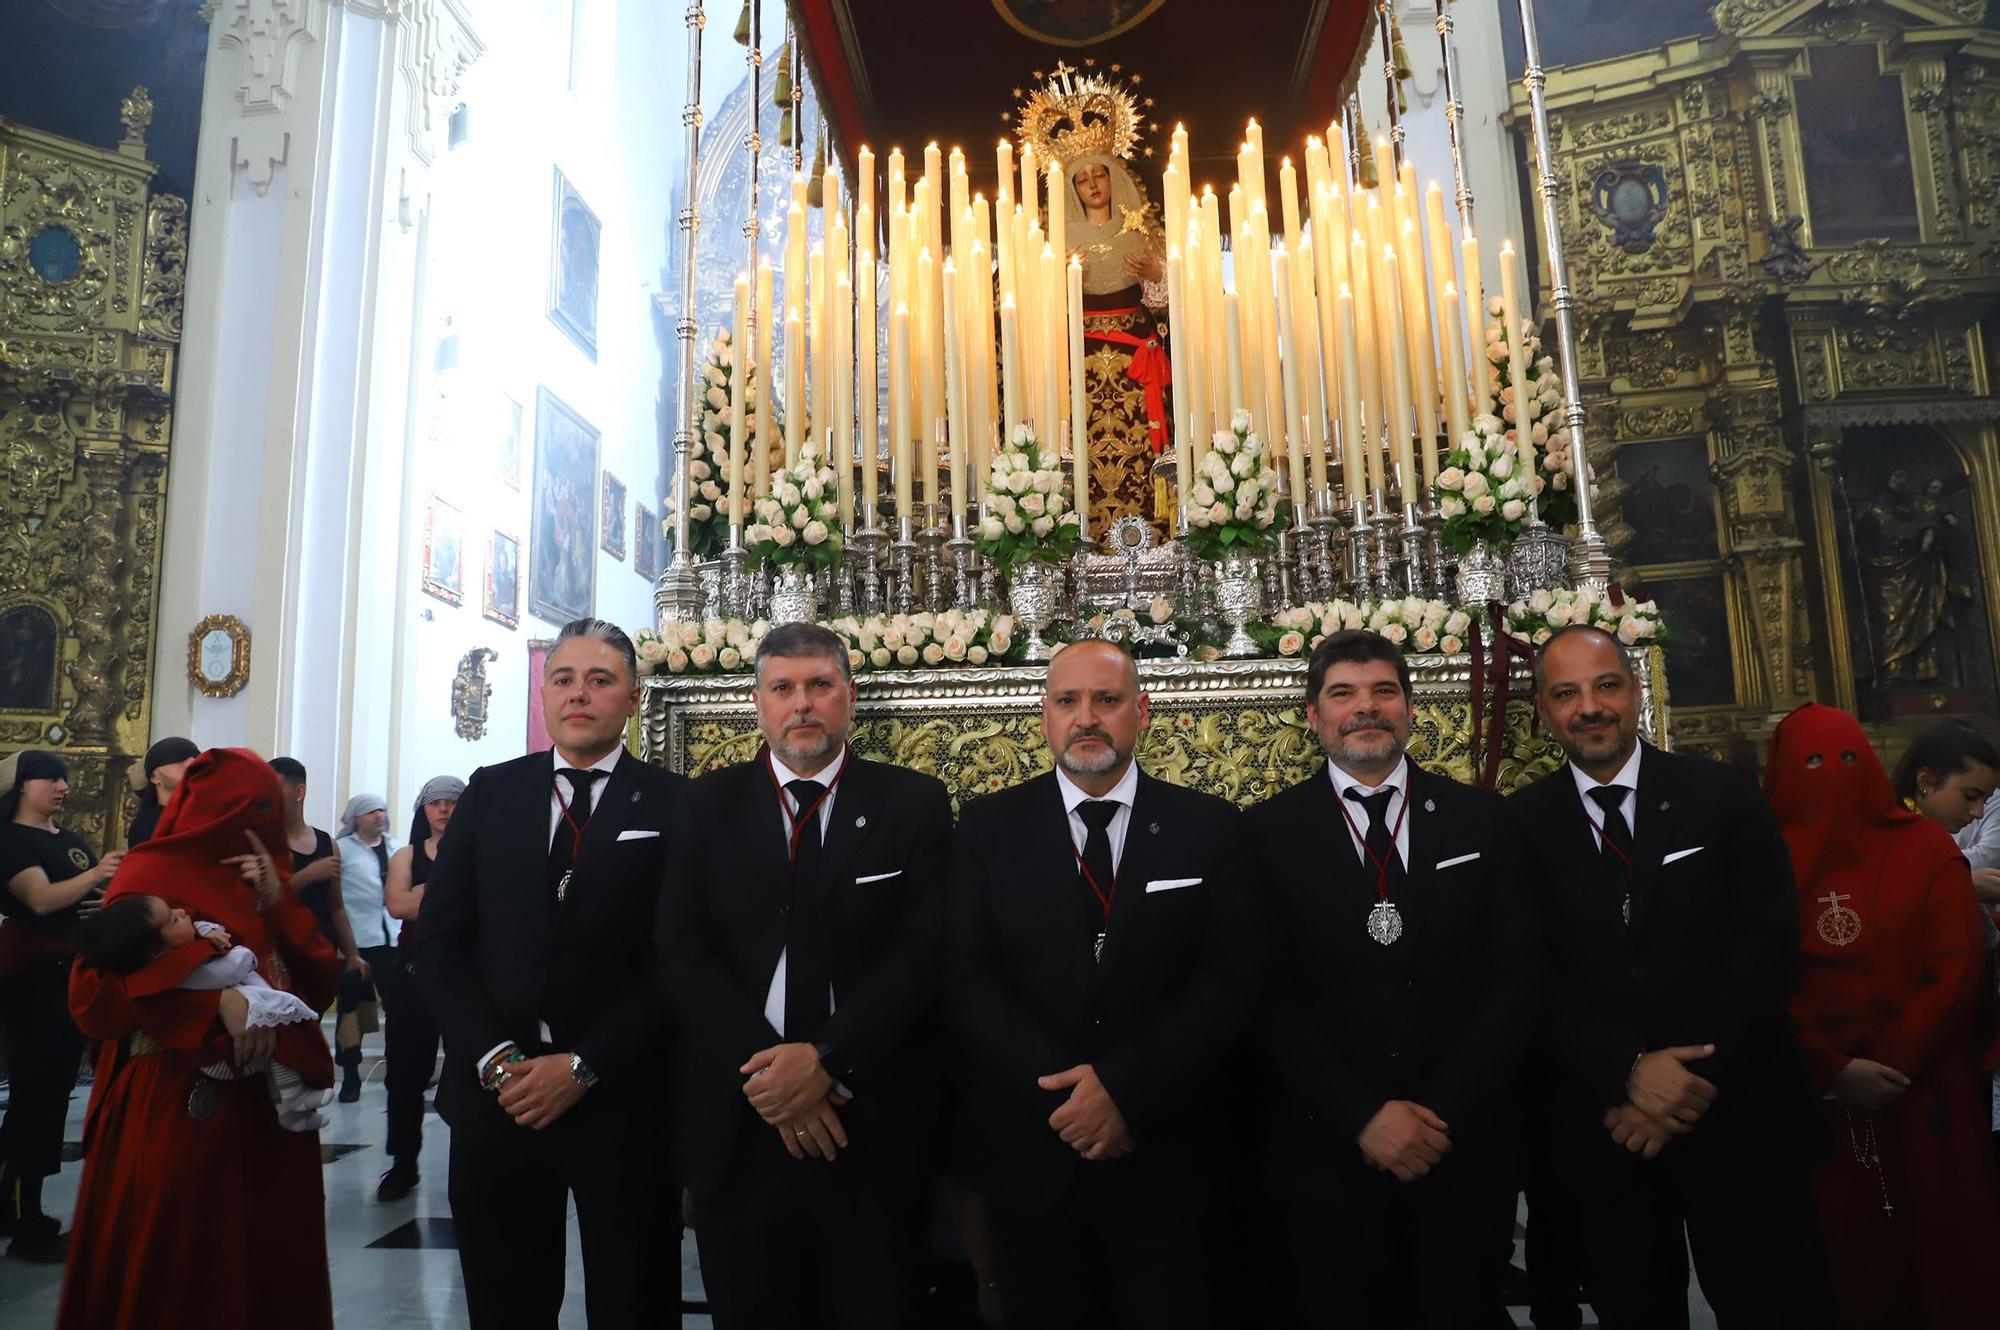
[
  {"left": 858, "top": 240, "right": 879, "bottom": 525},
  {"left": 1347, "top": 228, "right": 1380, "bottom": 484},
  {"left": 1380, "top": 245, "right": 1417, "bottom": 498},
  {"left": 784, "top": 305, "right": 805, "bottom": 465},
  {"left": 755, "top": 258, "right": 774, "bottom": 494},
  {"left": 1499, "top": 238, "right": 1531, "bottom": 472},
  {"left": 1338, "top": 284, "right": 1372, "bottom": 498},
  {"left": 999, "top": 293, "right": 1021, "bottom": 446},
  {"left": 1398, "top": 217, "right": 1439, "bottom": 480},
  {"left": 1179, "top": 227, "right": 1208, "bottom": 459},
  {"left": 1040, "top": 243, "right": 1062, "bottom": 460},
  {"left": 942, "top": 257, "right": 966, "bottom": 519},
  {"left": 1020, "top": 141, "right": 1037, "bottom": 223},
  {"left": 1279, "top": 156, "right": 1301, "bottom": 252},
  {"left": 1463, "top": 229, "right": 1488, "bottom": 415},
  {"left": 996, "top": 139, "right": 1013, "bottom": 207},
  {"left": 1439, "top": 280, "right": 1471, "bottom": 459},
  {"left": 1424, "top": 183, "right": 1465, "bottom": 429},
  {"left": 807, "top": 243, "right": 825, "bottom": 452},
  {"left": 1223, "top": 287, "right": 1246, "bottom": 423},
  {"left": 1273, "top": 244, "right": 1309, "bottom": 508},
  {"left": 729, "top": 272, "right": 749, "bottom": 528},
  {"left": 856, "top": 145, "right": 875, "bottom": 234},
  {"left": 1068, "top": 252, "right": 1087, "bottom": 542},
  {"left": 917, "top": 243, "right": 939, "bottom": 505},
  {"left": 1047, "top": 160, "right": 1067, "bottom": 263},
  {"left": 833, "top": 268, "right": 854, "bottom": 530},
  {"left": 1166, "top": 246, "right": 1194, "bottom": 529},
  {"left": 891, "top": 301, "right": 912, "bottom": 520}
]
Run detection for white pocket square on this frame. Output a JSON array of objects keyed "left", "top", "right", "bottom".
[
  {"left": 1145, "top": 877, "right": 1202, "bottom": 893},
  {"left": 615, "top": 829, "right": 661, "bottom": 842},
  {"left": 1434, "top": 852, "right": 1482, "bottom": 870},
  {"left": 854, "top": 869, "right": 903, "bottom": 884},
  {"left": 1662, "top": 846, "right": 1704, "bottom": 865}
]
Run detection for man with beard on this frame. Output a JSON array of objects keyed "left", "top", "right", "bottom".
[
  {"left": 946, "top": 639, "right": 1258, "bottom": 1328},
  {"left": 1245, "top": 630, "right": 1536, "bottom": 1326},
  {"left": 1510, "top": 624, "right": 1828, "bottom": 1327},
  {"left": 412, "top": 618, "right": 684, "bottom": 1328},
  {"left": 658, "top": 622, "right": 953, "bottom": 1328}
]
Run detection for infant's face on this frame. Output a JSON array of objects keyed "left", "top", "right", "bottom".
[{"left": 149, "top": 897, "right": 198, "bottom": 949}]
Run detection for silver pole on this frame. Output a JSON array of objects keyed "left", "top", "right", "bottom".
[
  {"left": 1434, "top": 0, "right": 1474, "bottom": 230},
  {"left": 656, "top": 0, "right": 710, "bottom": 621},
  {"left": 746, "top": 2, "right": 761, "bottom": 344},
  {"left": 1378, "top": 2, "right": 1404, "bottom": 165},
  {"left": 1514, "top": 0, "right": 1609, "bottom": 591}
]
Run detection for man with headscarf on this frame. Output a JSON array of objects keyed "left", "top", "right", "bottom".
[
  {"left": 0, "top": 750, "right": 121, "bottom": 1260},
  {"left": 334, "top": 792, "right": 396, "bottom": 1102},
  {"left": 375, "top": 774, "right": 464, "bottom": 1202},
  {"left": 125, "top": 736, "right": 199, "bottom": 846},
  {"left": 1767, "top": 703, "right": 2000, "bottom": 1327},
  {"left": 59, "top": 746, "right": 336, "bottom": 1328},
  {"left": 1064, "top": 152, "right": 1172, "bottom": 535}
]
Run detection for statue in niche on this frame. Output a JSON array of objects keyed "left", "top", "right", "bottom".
[
  {"left": 1851, "top": 466, "right": 1974, "bottom": 685},
  {"left": 0, "top": 604, "right": 59, "bottom": 713}
]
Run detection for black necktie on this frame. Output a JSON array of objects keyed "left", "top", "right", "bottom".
[
  {"left": 548, "top": 767, "right": 604, "bottom": 900},
  {"left": 1077, "top": 800, "right": 1121, "bottom": 947},
  {"left": 1345, "top": 786, "right": 1406, "bottom": 893},
  {"left": 1588, "top": 786, "right": 1634, "bottom": 863},
  {"left": 783, "top": 779, "right": 831, "bottom": 1041}
]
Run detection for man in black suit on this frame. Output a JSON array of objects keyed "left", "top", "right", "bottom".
[
  {"left": 1247, "top": 629, "right": 1537, "bottom": 1326},
  {"left": 946, "top": 638, "right": 1258, "bottom": 1330},
  {"left": 412, "top": 617, "right": 684, "bottom": 1328},
  {"left": 658, "top": 622, "right": 953, "bottom": 1328},
  {"left": 1512, "top": 623, "right": 1828, "bottom": 1328}
]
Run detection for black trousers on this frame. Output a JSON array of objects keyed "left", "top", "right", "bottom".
[
  {"left": 1558, "top": 1129, "right": 1831, "bottom": 1329},
  {"left": 1281, "top": 1152, "right": 1515, "bottom": 1330},
  {"left": 0, "top": 958, "right": 85, "bottom": 1181},
  {"left": 692, "top": 1113, "right": 931, "bottom": 1330},
  {"left": 985, "top": 1167, "right": 1221, "bottom": 1330},
  {"left": 370, "top": 946, "right": 439, "bottom": 1164},
  {"left": 447, "top": 1114, "right": 676, "bottom": 1330}
]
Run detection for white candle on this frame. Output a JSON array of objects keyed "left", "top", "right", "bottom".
[
  {"left": 1040, "top": 243, "right": 1062, "bottom": 457},
  {"left": 729, "top": 272, "right": 749, "bottom": 528},
  {"left": 1380, "top": 245, "right": 1416, "bottom": 496},
  {"left": 1463, "top": 230, "right": 1488, "bottom": 416},
  {"left": 858, "top": 241, "right": 879, "bottom": 524},
  {"left": 1068, "top": 253, "right": 1087, "bottom": 542},
  {"left": 891, "top": 301, "right": 912, "bottom": 520},
  {"left": 754, "top": 258, "right": 774, "bottom": 494},
  {"left": 1000, "top": 293, "right": 1021, "bottom": 447},
  {"left": 833, "top": 268, "right": 854, "bottom": 530},
  {"left": 1439, "top": 281, "right": 1471, "bottom": 459},
  {"left": 1166, "top": 246, "right": 1194, "bottom": 529},
  {"left": 1273, "top": 244, "right": 1309, "bottom": 508},
  {"left": 1335, "top": 285, "right": 1365, "bottom": 501},
  {"left": 943, "top": 258, "right": 966, "bottom": 519},
  {"left": 784, "top": 305, "right": 804, "bottom": 465},
  {"left": 1500, "top": 239, "right": 1532, "bottom": 473}
]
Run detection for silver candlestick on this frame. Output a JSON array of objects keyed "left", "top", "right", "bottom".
[
  {"left": 1344, "top": 498, "right": 1373, "bottom": 599},
  {"left": 720, "top": 524, "right": 748, "bottom": 620},
  {"left": 946, "top": 510, "right": 976, "bottom": 612},
  {"left": 891, "top": 515, "right": 919, "bottom": 615},
  {"left": 851, "top": 526, "right": 887, "bottom": 617},
  {"left": 1369, "top": 492, "right": 1401, "bottom": 600}
]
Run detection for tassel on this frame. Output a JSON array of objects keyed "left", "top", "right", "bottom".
[
  {"left": 807, "top": 135, "right": 826, "bottom": 206},
  {"left": 1391, "top": 19, "right": 1413, "bottom": 81},
  {"left": 773, "top": 43, "right": 791, "bottom": 103},
  {"left": 1357, "top": 142, "right": 1379, "bottom": 189},
  {"left": 778, "top": 109, "right": 793, "bottom": 150},
  {"left": 732, "top": 0, "right": 749, "bottom": 46}
]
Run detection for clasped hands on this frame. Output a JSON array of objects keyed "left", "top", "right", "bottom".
[
  {"left": 1603, "top": 1043, "right": 1719, "bottom": 1159},
  {"left": 1359, "top": 1100, "right": 1452, "bottom": 1182},
  {"left": 1040, "top": 1064, "right": 1134, "bottom": 1162},
  {"left": 742, "top": 1043, "right": 849, "bottom": 1162}
]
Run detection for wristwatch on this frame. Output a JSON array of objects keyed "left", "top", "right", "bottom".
[{"left": 568, "top": 1052, "right": 599, "bottom": 1089}]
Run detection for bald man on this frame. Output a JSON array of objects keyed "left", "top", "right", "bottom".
[{"left": 945, "top": 640, "right": 1260, "bottom": 1329}]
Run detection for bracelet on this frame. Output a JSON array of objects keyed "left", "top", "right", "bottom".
[{"left": 480, "top": 1047, "right": 526, "bottom": 1093}]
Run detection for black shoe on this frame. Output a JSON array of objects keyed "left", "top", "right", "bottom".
[
  {"left": 376, "top": 1162, "right": 419, "bottom": 1203},
  {"left": 7, "top": 1214, "right": 66, "bottom": 1264},
  {"left": 338, "top": 1074, "right": 362, "bottom": 1104}
]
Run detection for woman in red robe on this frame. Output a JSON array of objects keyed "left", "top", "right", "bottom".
[
  {"left": 1765, "top": 703, "right": 2000, "bottom": 1328},
  {"left": 58, "top": 747, "right": 338, "bottom": 1330}
]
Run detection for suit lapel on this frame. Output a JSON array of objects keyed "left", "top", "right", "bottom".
[
  {"left": 736, "top": 756, "right": 792, "bottom": 913},
  {"left": 1095, "top": 774, "right": 1163, "bottom": 981},
  {"left": 556, "top": 750, "right": 642, "bottom": 919},
  {"left": 813, "top": 753, "right": 880, "bottom": 898},
  {"left": 1393, "top": 765, "right": 1439, "bottom": 962},
  {"left": 519, "top": 751, "right": 557, "bottom": 925},
  {"left": 1626, "top": 744, "right": 1676, "bottom": 934}
]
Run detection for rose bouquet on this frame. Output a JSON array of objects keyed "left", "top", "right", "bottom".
[
  {"left": 1182, "top": 410, "right": 1286, "bottom": 561},
  {"left": 1504, "top": 585, "right": 1662, "bottom": 649},
  {"left": 746, "top": 440, "right": 843, "bottom": 571},
  {"left": 668, "top": 328, "right": 774, "bottom": 559},
  {"left": 1431, "top": 411, "right": 1540, "bottom": 556},
  {"left": 1482, "top": 300, "right": 1592, "bottom": 529},
  {"left": 975, "top": 424, "right": 1083, "bottom": 573}
]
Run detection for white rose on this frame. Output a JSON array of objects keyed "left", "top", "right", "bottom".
[
  {"left": 699, "top": 481, "right": 722, "bottom": 501},
  {"left": 1212, "top": 470, "right": 1235, "bottom": 494},
  {"left": 989, "top": 631, "right": 1012, "bottom": 656},
  {"left": 1010, "top": 470, "right": 1035, "bottom": 496},
  {"left": 691, "top": 457, "right": 714, "bottom": 480},
  {"left": 1440, "top": 634, "right": 1464, "bottom": 655},
  {"left": 1501, "top": 499, "right": 1527, "bottom": 522},
  {"left": 665, "top": 647, "right": 690, "bottom": 672},
  {"left": 1277, "top": 630, "right": 1306, "bottom": 657},
  {"left": 1635, "top": 617, "right": 1658, "bottom": 640},
  {"left": 988, "top": 493, "right": 1016, "bottom": 518},
  {"left": 1032, "top": 470, "right": 1055, "bottom": 494},
  {"left": 1011, "top": 424, "right": 1032, "bottom": 447},
  {"left": 688, "top": 643, "right": 716, "bottom": 669},
  {"left": 1212, "top": 430, "right": 1238, "bottom": 455},
  {"left": 1617, "top": 616, "right": 1643, "bottom": 645},
  {"left": 772, "top": 525, "right": 796, "bottom": 547},
  {"left": 980, "top": 516, "right": 1004, "bottom": 541},
  {"left": 719, "top": 646, "right": 742, "bottom": 670},
  {"left": 790, "top": 507, "right": 810, "bottom": 530},
  {"left": 803, "top": 477, "right": 824, "bottom": 500},
  {"left": 1191, "top": 484, "right": 1216, "bottom": 508},
  {"left": 1231, "top": 408, "right": 1252, "bottom": 433},
  {"left": 1498, "top": 479, "right": 1521, "bottom": 501},
  {"left": 1230, "top": 451, "right": 1254, "bottom": 478},
  {"left": 1381, "top": 623, "right": 1409, "bottom": 644},
  {"left": 803, "top": 519, "right": 829, "bottom": 545},
  {"left": 690, "top": 505, "right": 711, "bottom": 521},
  {"left": 1546, "top": 602, "right": 1573, "bottom": 627},
  {"left": 1444, "top": 610, "right": 1472, "bottom": 636},
  {"left": 1441, "top": 497, "right": 1466, "bottom": 518},
  {"left": 895, "top": 644, "right": 919, "bottom": 666},
  {"left": 1207, "top": 502, "right": 1228, "bottom": 524},
  {"left": 869, "top": 646, "right": 891, "bottom": 669},
  {"left": 1473, "top": 495, "right": 1496, "bottom": 515},
  {"left": 1019, "top": 492, "right": 1046, "bottom": 516},
  {"left": 1005, "top": 514, "right": 1026, "bottom": 535},
  {"left": 1150, "top": 599, "right": 1173, "bottom": 625},
  {"left": 921, "top": 643, "right": 944, "bottom": 665},
  {"left": 943, "top": 636, "right": 967, "bottom": 662},
  {"left": 1529, "top": 588, "right": 1554, "bottom": 613},
  {"left": 1413, "top": 626, "right": 1439, "bottom": 651},
  {"left": 1438, "top": 467, "right": 1466, "bottom": 491},
  {"left": 1031, "top": 515, "right": 1054, "bottom": 537},
  {"left": 968, "top": 645, "right": 989, "bottom": 665},
  {"left": 1461, "top": 472, "right": 1489, "bottom": 500}
]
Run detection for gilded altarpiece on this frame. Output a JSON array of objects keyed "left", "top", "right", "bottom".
[
  {"left": 1510, "top": 0, "right": 2000, "bottom": 763},
  {"left": 0, "top": 92, "right": 185, "bottom": 850}
]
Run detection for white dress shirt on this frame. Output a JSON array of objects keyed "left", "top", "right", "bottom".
[
  {"left": 1056, "top": 760, "right": 1140, "bottom": 876},
  {"left": 1955, "top": 798, "right": 2000, "bottom": 873},
  {"left": 1570, "top": 743, "right": 1644, "bottom": 850},
  {"left": 1327, "top": 757, "right": 1411, "bottom": 869},
  {"left": 763, "top": 745, "right": 847, "bottom": 1039}
]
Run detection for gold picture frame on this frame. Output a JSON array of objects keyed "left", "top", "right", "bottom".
[{"left": 187, "top": 614, "right": 250, "bottom": 698}]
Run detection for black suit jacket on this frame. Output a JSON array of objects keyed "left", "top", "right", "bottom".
[
  {"left": 413, "top": 748, "right": 685, "bottom": 1154},
  {"left": 1246, "top": 761, "right": 1539, "bottom": 1194},
  {"left": 657, "top": 751, "right": 954, "bottom": 1199},
  {"left": 946, "top": 769, "right": 1260, "bottom": 1213},
  {"left": 1509, "top": 742, "right": 1813, "bottom": 1166}
]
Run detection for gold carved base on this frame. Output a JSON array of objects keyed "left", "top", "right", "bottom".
[{"left": 641, "top": 650, "right": 1669, "bottom": 808}]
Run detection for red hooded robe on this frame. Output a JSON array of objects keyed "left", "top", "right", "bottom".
[
  {"left": 1766, "top": 703, "right": 2000, "bottom": 1329},
  {"left": 57, "top": 747, "right": 337, "bottom": 1330}
]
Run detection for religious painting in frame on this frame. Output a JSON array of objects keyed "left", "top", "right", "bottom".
[
  {"left": 1616, "top": 438, "right": 1719, "bottom": 566},
  {"left": 497, "top": 393, "right": 523, "bottom": 488},
  {"left": 1635, "top": 573, "right": 1737, "bottom": 709},
  {"left": 529, "top": 387, "right": 599, "bottom": 624},
  {"left": 526, "top": 638, "right": 555, "bottom": 753},
  {"left": 1795, "top": 44, "right": 1920, "bottom": 247},
  {"left": 601, "top": 471, "right": 627, "bottom": 560},
  {"left": 422, "top": 492, "right": 464, "bottom": 606},
  {"left": 484, "top": 528, "right": 521, "bottom": 629},
  {"left": 548, "top": 168, "right": 601, "bottom": 360},
  {"left": 634, "top": 504, "right": 660, "bottom": 581},
  {"left": 0, "top": 601, "right": 60, "bottom": 714}
]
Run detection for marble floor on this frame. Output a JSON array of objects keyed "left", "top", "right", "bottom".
[{"left": 0, "top": 1032, "right": 1719, "bottom": 1328}]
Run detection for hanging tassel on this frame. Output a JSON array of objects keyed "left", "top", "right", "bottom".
[
  {"left": 732, "top": 0, "right": 750, "bottom": 46},
  {"left": 1357, "top": 138, "right": 1379, "bottom": 189},
  {"left": 807, "top": 134, "right": 826, "bottom": 206},
  {"left": 778, "top": 108, "right": 794, "bottom": 150},
  {"left": 773, "top": 43, "right": 791, "bottom": 103},
  {"left": 1391, "top": 19, "right": 1413, "bottom": 81}
]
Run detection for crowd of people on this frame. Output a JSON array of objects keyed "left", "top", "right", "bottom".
[{"left": 1, "top": 614, "right": 1997, "bottom": 1329}]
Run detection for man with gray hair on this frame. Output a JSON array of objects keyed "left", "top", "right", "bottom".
[
  {"left": 413, "top": 616, "right": 686, "bottom": 1327},
  {"left": 658, "top": 621, "right": 953, "bottom": 1328},
  {"left": 945, "top": 638, "right": 1259, "bottom": 1328}
]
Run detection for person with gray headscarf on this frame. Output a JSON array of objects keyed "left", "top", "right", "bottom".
[
  {"left": 372, "top": 774, "right": 465, "bottom": 1200},
  {"left": 334, "top": 791, "right": 395, "bottom": 1102}
]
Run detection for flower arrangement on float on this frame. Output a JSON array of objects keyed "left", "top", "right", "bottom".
[
  {"left": 1481, "top": 302, "right": 1589, "bottom": 529},
  {"left": 1504, "top": 585, "right": 1662, "bottom": 648},
  {"left": 667, "top": 328, "right": 776, "bottom": 559},
  {"left": 1181, "top": 411, "right": 1286, "bottom": 561},
  {"left": 1431, "top": 411, "right": 1539, "bottom": 556},
  {"left": 974, "top": 425, "right": 1084, "bottom": 570},
  {"left": 635, "top": 609, "right": 1023, "bottom": 676}
]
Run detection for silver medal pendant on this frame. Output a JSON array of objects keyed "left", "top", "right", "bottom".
[
  {"left": 1366, "top": 900, "right": 1404, "bottom": 946},
  {"left": 1093, "top": 931, "right": 1106, "bottom": 964},
  {"left": 1815, "top": 891, "right": 1861, "bottom": 946},
  {"left": 187, "top": 1079, "right": 217, "bottom": 1122},
  {"left": 556, "top": 868, "right": 574, "bottom": 903}
]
